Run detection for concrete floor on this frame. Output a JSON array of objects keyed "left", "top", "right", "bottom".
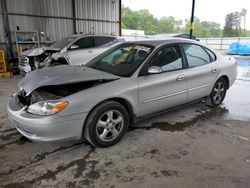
[{"left": 1, "top": 75, "right": 250, "bottom": 188}]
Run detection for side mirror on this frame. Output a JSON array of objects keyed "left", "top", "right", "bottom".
[
  {"left": 70, "top": 45, "right": 79, "bottom": 50},
  {"left": 148, "top": 66, "right": 163, "bottom": 74}
]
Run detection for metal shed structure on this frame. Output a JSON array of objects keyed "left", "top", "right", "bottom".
[{"left": 0, "top": 0, "right": 121, "bottom": 57}]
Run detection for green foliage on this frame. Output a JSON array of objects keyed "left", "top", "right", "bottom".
[
  {"left": 122, "top": 6, "right": 249, "bottom": 38},
  {"left": 122, "top": 6, "right": 158, "bottom": 35},
  {"left": 122, "top": 6, "right": 223, "bottom": 37},
  {"left": 223, "top": 9, "right": 248, "bottom": 37},
  {"left": 156, "top": 16, "right": 183, "bottom": 34},
  {"left": 122, "top": 6, "right": 183, "bottom": 35},
  {"left": 201, "top": 21, "right": 222, "bottom": 37},
  {"left": 223, "top": 12, "right": 241, "bottom": 37}
]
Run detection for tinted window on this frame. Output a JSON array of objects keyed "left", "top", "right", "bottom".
[
  {"left": 149, "top": 45, "right": 183, "bottom": 72},
  {"left": 205, "top": 48, "right": 216, "bottom": 62},
  {"left": 73, "top": 37, "right": 94, "bottom": 49},
  {"left": 51, "top": 36, "right": 77, "bottom": 49},
  {"left": 182, "top": 44, "right": 210, "bottom": 67},
  {"left": 95, "top": 37, "right": 116, "bottom": 47},
  {"left": 86, "top": 43, "right": 153, "bottom": 77}
]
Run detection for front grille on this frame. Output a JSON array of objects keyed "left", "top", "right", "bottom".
[{"left": 19, "top": 56, "right": 29, "bottom": 66}]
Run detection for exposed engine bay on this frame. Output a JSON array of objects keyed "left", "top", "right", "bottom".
[
  {"left": 17, "top": 79, "right": 114, "bottom": 106},
  {"left": 18, "top": 47, "right": 68, "bottom": 73}
]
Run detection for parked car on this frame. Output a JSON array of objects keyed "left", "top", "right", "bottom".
[
  {"left": 8, "top": 38, "right": 237, "bottom": 147},
  {"left": 18, "top": 35, "right": 124, "bottom": 75}
]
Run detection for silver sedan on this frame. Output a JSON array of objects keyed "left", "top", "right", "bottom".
[{"left": 8, "top": 38, "right": 237, "bottom": 147}]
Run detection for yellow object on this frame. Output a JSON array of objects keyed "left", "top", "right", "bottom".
[
  {"left": 0, "top": 49, "right": 11, "bottom": 78},
  {"left": 189, "top": 22, "right": 195, "bottom": 30},
  {"left": 53, "top": 101, "right": 69, "bottom": 113},
  {"left": 18, "top": 47, "right": 23, "bottom": 54}
]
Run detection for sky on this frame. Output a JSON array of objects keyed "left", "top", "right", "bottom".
[{"left": 122, "top": 0, "right": 250, "bottom": 30}]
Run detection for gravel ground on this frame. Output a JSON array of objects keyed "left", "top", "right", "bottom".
[{"left": 0, "top": 75, "right": 250, "bottom": 188}]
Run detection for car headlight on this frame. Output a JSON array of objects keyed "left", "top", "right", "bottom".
[{"left": 27, "top": 100, "right": 69, "bottom": 116}]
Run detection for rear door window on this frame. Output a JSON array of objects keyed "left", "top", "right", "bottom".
[
  {"left": 181, "top": 44, "right": 210, "bottom": 68},
  {"left": 73, "top": 37, "right": 94, "bottom": 49},
  {"left": 95, "top": 37, "right": 116, "bottom": 47},
  {"left": 204, "top": 48, "right": 217, "bottom": 62}
]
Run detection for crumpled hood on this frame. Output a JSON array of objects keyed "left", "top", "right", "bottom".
[
  {"left": 21, "top": 47, "right": 60, "bottom": 57},
  {"left": 18, "top": 65, "right": 120, "bottom": 96}
]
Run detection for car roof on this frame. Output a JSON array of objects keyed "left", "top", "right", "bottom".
[
  {"left": 69, "top": 34, "right": 119, "bottom": 38},
  {"left": 126, "top": 37, "right": 200, "bottom": 47}
]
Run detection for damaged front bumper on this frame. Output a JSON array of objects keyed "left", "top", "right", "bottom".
[
  {"left": 7, "top": 95, "right": 87, "bottom": 142},
  {"left": 18, "top": 64, "right": 32, "bottom": 75}
]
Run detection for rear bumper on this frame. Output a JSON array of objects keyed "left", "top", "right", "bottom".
[{"left": 7, "top": 95, "right": 87, "bottom": 141}]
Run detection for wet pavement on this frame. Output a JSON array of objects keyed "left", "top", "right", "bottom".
[{"left": 1, "top": 61, "right": 250, "bottom": 188}]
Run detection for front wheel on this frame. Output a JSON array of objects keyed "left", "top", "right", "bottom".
[
  {"left": 208, "top": 78, "right": 227, "bottom": 107},
  {"left": 84, "top": 101, "right": 129, "bottom": 147}
]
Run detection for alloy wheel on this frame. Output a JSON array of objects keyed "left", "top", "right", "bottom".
[
  {"left": 212, "top": 81, "right": 225, "bottom": 105},
  {"left": 96, "top": 110, "right": 124, "bottom": 142}
]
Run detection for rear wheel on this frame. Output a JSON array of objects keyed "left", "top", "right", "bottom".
[
  {"left": 84, "top": 101, "right": 129, "bottom": 147},
  {"left": 208, "top": 78, "right": 227, "bottom": 106}
]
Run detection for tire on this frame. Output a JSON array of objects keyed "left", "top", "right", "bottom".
[
  {"left": 84, "top": 101, "right": 129, "bottom": 147},
  {"left": 207, "top": 78, "right": 227, "bottom": 107}
]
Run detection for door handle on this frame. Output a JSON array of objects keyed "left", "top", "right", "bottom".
[
  {"left": 176, "top": 75, "right": 185, "bottom": 81},
  {"left": 211, "top": 68, "right": 217, "bottom": 73}
]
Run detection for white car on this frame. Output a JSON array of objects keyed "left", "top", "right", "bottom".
[{"left": 18, "top": 35, "right": 124, "bottom": 75}]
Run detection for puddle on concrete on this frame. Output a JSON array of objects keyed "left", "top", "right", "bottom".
[
  {"left": 223, "top": 80, "right": 250, "bottom": 121},
  {"left": 236, "top": 58, "right": 250, "bottom": 80},
  {"left": 2, "top": 146, "right": 96, "bottom": 188},
  {"left": 130, "top": 107, "right": 228, "bottom": 132}
]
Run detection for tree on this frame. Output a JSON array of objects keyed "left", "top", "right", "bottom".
[
  {"left": 157, "top": 16, "right": 182, "bottom": 33},
  {"left": 223, "top": 12, "right": 239, "bottom": 37},
  {"left": 122, "top": 6, "right": 182, "bottom": 35},
  {"left": 182, "top": 18, "right": 212, "bottom": 37},
  {"left": 223, "top": 9, "right": 248, "bottom": 37},
  {"left": 240, "top": 8, "right": 247, "bottom": 36},
  {"left": 122, "top": 7, "right": 158, "bottom": 35},
  {"left": 201, "top": 21, "right": 222, "bottom": 37},
  {"left": 122, "top": 6, "right": 250, "bottom": 38}
]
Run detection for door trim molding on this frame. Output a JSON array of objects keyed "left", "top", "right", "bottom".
[
  {"left": 142, "top": 90, "right": 188, "bottom": 104},
  {"left": 188, "top": 84, "right": 211, "bottom": 92}
]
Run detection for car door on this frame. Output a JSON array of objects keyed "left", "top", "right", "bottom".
[
  {"left": 68, "top": 36, "right": 95, "bottom": 65},
  {"left": 137, "top": 44, "right": 188, "bottom": 116},
  {"left": 181, "top": 43, "right": 219, "bottom": 102}
]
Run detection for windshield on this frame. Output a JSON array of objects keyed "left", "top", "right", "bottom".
[
  {"left": 51, "top": 36, "right": 77, "bottom": 49},
  {"left": 85, "top": 43, "right": 154, "bottom": 77}
]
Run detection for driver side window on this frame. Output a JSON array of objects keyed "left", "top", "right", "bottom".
[{"left": 149, "top": 45, "right": 183, "bottom": 72}]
